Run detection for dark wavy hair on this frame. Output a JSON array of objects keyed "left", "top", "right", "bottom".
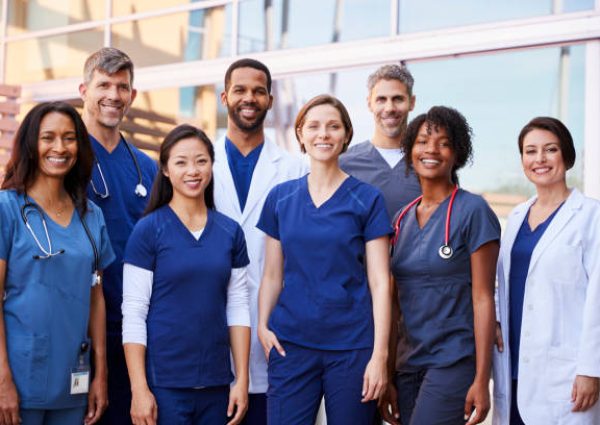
[
  {"left": 403, "top": 106, "right": 473, "bottom": 185},
  {"left": 518, "top": 116, "right": 576, "bottom": 170},
  {"left": 145, "top": 124, "right": 215, "bottom": 215},
  {"left": 1, "top": 101, "right": 94, "bottom": 214}
]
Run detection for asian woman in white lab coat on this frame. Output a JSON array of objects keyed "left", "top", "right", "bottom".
[{"left": 493, "top": 117, "right": 600, "bottom": 425}]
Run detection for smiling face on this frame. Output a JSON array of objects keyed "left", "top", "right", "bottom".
[
  {"left": 368, "top": 78, "right": 415, "bottom": 142},
  {"left": 79, "top": 69, "right": 137, "bottom": 130},
  {"left": 221, "top": 67, "right": 273, "bottom": 133},
  {"left": 521, "top": 128, "right": 566, "bottom": 189},
  {"left": 36, "top": 112, "right": 78, "bottom": 181},
  {"left": 163, "top": 136, "right": 213, "bottom": 201},
  {"left": 298, "top": 103, "right": 348, "bottom": 164},
  {"left": 411, "top": 122, "right": 455, "bottom": 183}
]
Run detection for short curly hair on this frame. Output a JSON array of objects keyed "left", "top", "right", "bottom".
[{"left": 403, "top": 106, "right": 473, "bottom": 185}]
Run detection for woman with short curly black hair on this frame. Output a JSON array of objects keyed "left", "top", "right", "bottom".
[{"left": 381, "top": 106, "right": 500, "bottom": 425}]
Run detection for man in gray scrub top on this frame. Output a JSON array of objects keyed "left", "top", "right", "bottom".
[{"left": 339, "top": 64, "right": 421, "bottom": 219}]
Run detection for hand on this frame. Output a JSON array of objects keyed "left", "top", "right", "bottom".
[
  {"left": 84, "top": 375, "right": 108, "bottom": 425},
  {"left": 571, "top": 375, "right": 600, "bottom": 412},
  {"left": 362, "top": 355, "right": 387, "bottom": 403},
  {"left": 226, "top": 380, "right": 248, "bottom": 425},
  {"left": 378, "top": 382, "right": 401, "bottom": 425},
  {"left": 0, "top": 374, "right": 20, "bottom": 425},
  {"left": 464, "top": 379, "right": 490, "bottom": 424},
  {"left": 257, "top": 326, "right": 285, "bottom": 360},
  {"left": 495, "top": 322, "right": 503, "bottom": 353},
  {"left": 130, "top": 387, "right": 157, "bottom": 425}
]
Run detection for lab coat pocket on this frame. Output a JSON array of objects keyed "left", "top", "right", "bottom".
[
  {"left": 548, "top": 244, "right": 584, "bottom": 285},
  {"left": 545, "top": 346, "right": 577, "bottom": 402},
  {"left": 8, "top": 334, "right": 49, "bottom": 403}
]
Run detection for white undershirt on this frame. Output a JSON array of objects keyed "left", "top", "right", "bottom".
[
  {"left": 122, "top": 263, "right": 251, "bottom": 346},
  {"left": 374, "top": 146, "right": 404, "bottom": 168}
]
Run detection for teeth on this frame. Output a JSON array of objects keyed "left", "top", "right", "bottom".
[
  {"left": 534, "top": 167, "right": 550, "bottom": 174},
  {"left": 421, "top": 159, "right": 440, "bottom": 165},
  {"left": 47, "top": 157, "right": 67, "bottom": 163},
  {"left": 315, "top": 144, "right": 332, "bottom": 148}
]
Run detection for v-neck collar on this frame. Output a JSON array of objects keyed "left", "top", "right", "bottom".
[
  {"left": 413, "top": 190, "right": 455, "bottom": 231},
  {"left": 23, "top": 195, "right": 76, "bottom": 230},
  {"left": 165, "top": 205, "right": 212, "bottom": 245},
  {"left": 302, "top": 174, "right": 353, "bottom": 211},
  {"left": 367, "top": 142, "right": 404, "bottom": 171}
]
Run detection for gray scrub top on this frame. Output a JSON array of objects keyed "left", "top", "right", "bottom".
[
  {"left": 391, "top": 189, "right": 500, "bottom": 371},
  {"left": 340, "top": 141, "right": 421, "bottom": 219}
]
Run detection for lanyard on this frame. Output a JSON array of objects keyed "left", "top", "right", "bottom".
[{"left": 391, "top": 185, "right": 459, "bottom": 260}]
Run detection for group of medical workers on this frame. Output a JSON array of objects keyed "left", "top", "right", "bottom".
[{"left": 0, "top": 46, "right": 598, "bottom": 425}]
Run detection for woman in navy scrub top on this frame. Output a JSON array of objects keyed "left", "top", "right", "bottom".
[
  {"left": 122, "top": 125, "right": 251, "bottom": 425},
  {"left": 383, "top": 106, "right": 500, "bottom": 425},
  {"left": 492, "top": 117, "right": 600, "bottom": 425},
  {"left": 0, "top": 102, "right": 114, "bottom": 425},
  {"left": 257, "top": 95, "right": 393, "bottom": 425}
]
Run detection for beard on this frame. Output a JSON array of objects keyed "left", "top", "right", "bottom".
[
  {"left": 379, "top": 115, "right": 408, "bottom": 139},
  {"left": 227, "top": 102, "right": 268, "bottom": 133}
]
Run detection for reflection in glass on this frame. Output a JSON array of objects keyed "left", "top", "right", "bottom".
[
  {"left": 5, "top": 29, "right": 104, "bottom": 84},
  {"left": 7, "top": 0, "right": 105, "bottom": 35}
]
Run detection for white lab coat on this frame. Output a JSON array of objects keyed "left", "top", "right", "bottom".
[
  {"left": 213, "top": 136, "right": 307, "bottom": 393},
  {"left": 493, "top": 188, "right": 600, "bottom": 424}
]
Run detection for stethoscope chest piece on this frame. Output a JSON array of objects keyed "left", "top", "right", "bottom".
[
  {"left": 135, "top": 183, "right": 147, "bottom": 198},
  {"left": 438, "top": 244, "right": 453, "bottom": 260}
]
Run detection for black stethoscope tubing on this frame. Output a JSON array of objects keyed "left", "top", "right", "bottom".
[
  {"left": 391, "top": 185, "right": 459, "bottom": 260},
  {"left": 20, "top": 196, "right": 99, "bottom": 271},
  {"left": 90, "top": 134, "right": 147, "bottom": 199}
]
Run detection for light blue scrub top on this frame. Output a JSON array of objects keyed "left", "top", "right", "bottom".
[
  {"left": 391, "top": 189, "right": 500, "bottom": 371},
  {"left": 0, "top": 190, "right": 115, "bottom": 409}
]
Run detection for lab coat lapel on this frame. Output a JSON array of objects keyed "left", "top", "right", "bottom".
[
  {"left": 213, "top": 136, "right": 242, "bottom": 220},
  {"left": 527, "top": 189, "right": 582, "bottom": 275},
  {"left": 241, "top": 139, "right": 280, "bottom": 225}
]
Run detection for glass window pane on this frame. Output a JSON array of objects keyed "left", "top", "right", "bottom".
[
  {"left": 112, "top": 0, "right": 191, "bottom": 16},
  {"left": 398, "top": 0, "right": 595, "bottom": 33},
  {"left": 111, "top": 6, "right": 231, "bottom": 68},
  {"left": 8, "top": 0, "right": 105, "bottom": 35},
  {"left": 239, "top": 0, "right": 390, "bottom": 54},
  {"left": 5, "top": 29, "right": 104, "bottom": 84}
]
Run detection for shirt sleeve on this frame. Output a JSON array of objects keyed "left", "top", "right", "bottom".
[
  {"left": 124, "top": 217, "right": 157, "bottom": 270},
  {"left": 122, "top": 263, "right": 153, "bottom": 346},
  {"left": 232, "top": 224, "right": 250, "bottom": 268},
  {"left": 96, "top": 209, "right": 115, "bottom": 271},
  {"left": 226, "top": 267, "right": 250, "bottom": 327},
  {"left": 0, "top": 197, "right": 14, "bottom": 261},
  {"left": 462, "top": 195, "right": 501, "bottom": 254},
  {"left": 364, "top": 191, "right": 393, "bottom": 241},
  {"left": 256, "top": 186, "right": 280, "bottom": 240}
]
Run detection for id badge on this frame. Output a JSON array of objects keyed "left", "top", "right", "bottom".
[{"left": 70, "top": 365, "right": 90, "bottom": 394}]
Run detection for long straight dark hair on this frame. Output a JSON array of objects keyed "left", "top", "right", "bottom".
[
  {"left": 1, "top": 102, "right": 94, "bottom": 215},
  {"left": 145, "top": 124, "right": 215, "bottom": 215}
]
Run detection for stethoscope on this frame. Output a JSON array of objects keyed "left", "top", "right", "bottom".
[
  {"left": 391, "top": 185, "right": 459, "bottom": 260},
  {"left": 20, "top": 195, "right": 99, "bottom": 273},
  {"left": 90, "top": 135, "right": 147, "bottom": 199}
]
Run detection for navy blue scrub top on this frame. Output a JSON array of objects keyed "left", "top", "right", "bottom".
[
  {"left": 508, "top": 204, "right": 562, "bottom": 379},
  {"left": 124, "top": 206, "right": 249, "bottom": 388},
  {"left": 87, "top": 135, "right": 157, "bottom": 324},
  {"left": 391, "top": 189, "right": 500, "bottom": 371},
  {"left": 0, "top": 190, "right": 115, "bottom": 409},
  {"left": 225, "top": 137, "right": 263, "bottom": 212},
  {"left": 257, "top": 175, "right": 392, "bottom": 350}
]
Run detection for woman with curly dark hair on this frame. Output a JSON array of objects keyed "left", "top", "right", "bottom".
[{"left": 381, "top": 106, "right": 500, "bottom": 425}]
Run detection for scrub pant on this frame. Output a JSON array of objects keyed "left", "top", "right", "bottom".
[
  {"left": 20, "top": 407, "right": 86, "bottom": 425},
  {"left": 510, "top": 380, "right": 526, "bottom": 425},
  {"left": 240, "top": 393, "right": 266, "bottom": 425},
  {"left": 267, "top": 341, "right": 376, "bottom": 425},
  {"left": 395, "top": 357, "right": 475, "bottom": 425},
  {"left": 152, "top": 385, "right": 229, "bottom": 425},
  {"left": 98, "top": 322, "right": 132, "bottom": 425}
]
